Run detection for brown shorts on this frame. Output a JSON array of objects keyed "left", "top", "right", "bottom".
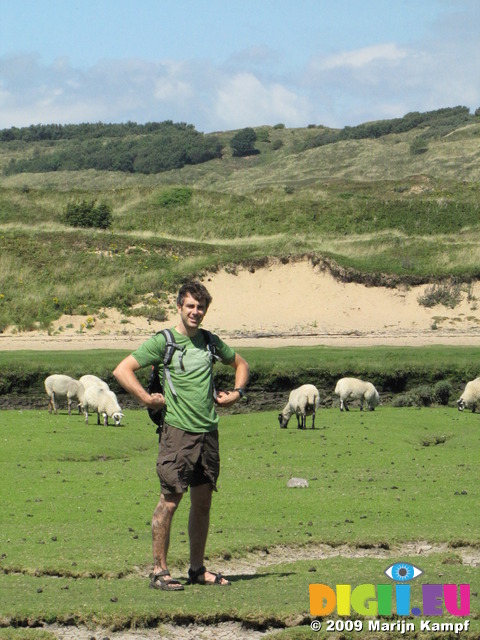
[{"left": 156, "top": 423, "right": 220, "bottom": 494}]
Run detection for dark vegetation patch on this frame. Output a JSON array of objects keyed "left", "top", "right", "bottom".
[
  {"left": 2, "top": 121, "right": 223, "bottom": 175},
  {"left": 0, "top": 345, "right": 472, "bottom": 411}
]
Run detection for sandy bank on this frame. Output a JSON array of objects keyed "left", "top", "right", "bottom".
[{"left": 2, "top": 260, "right": 480, "bottom": 350}]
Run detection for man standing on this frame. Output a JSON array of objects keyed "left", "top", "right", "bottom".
[{"left": 113, "top": 281, "right": 249, "bottom": 591}]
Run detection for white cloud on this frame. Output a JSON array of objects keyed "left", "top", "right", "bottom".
[
  {"left": 214, "top": 72, "right": 311, "bottom": 129},
  {"left": 1, "top": 2, "right": 480, "bottom": 136},
  {"left": 319, "top": 43, "right": 408, "bottom": 70},
  {"left": 153, "top": 78, "right": 192, "bottom": 102},
  {"left": 152, "top": 61, "right": 193, "bottom": 103},
  {"left": 302, "top": 22, "right": 480, "bottom": 127}
]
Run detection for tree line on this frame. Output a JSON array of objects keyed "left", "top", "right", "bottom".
[
  {"left": 0, "top": 120, "right": 198, "bottom": 142},
  {"left": 2, "top": 107, "right": 478, "bottom": 175},
  {"left": 2, "top": 121, "right": 223, "bottom": 175},
  {"left": 302, "top": 106, "right": 478, "bottom": 151}
]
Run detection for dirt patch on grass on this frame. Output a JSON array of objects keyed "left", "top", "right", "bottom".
[{"left": 44, "top": 621, "right": 269, "bottom": 640}]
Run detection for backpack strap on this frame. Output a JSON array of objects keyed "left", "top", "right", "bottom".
[
  {"left": 200, "top": 329, "right": 220, "bottom": 399},
  {"left": 200, "top": 328, "right": 220, "bottom": 361},
  {"left": 147, "top": 329, "right": 185, "bottom": 431},
  {"left": 159, "top": 328, "right": 185, "bottom": 398}
]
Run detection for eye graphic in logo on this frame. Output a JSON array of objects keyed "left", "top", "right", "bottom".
[{"left": 384, "top": 562, "right": 423, "bottom": 582}]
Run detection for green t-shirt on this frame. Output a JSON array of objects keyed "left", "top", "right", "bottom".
[{"left": 132, "top": 328, "right": 236, "bottom": 433}]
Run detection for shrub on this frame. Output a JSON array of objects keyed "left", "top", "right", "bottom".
[
  {"left": 434, "top": 380, "right": 453, "bottom": 405},
  {"left": 392, "top": 384, "right": 439, "bottom": 407},
  {"left": 156, "top": 187, "right": 193, "bottom": 207},
  {"left": 413, "top": 384, "right": 436, "bottom": 407},
  {"left": 256, "top": 129, "right": 270, "bottom": 142},
  {"left": 128, "top": 305, "right": 168, "bottom": 322},
  {"left": 63, "top": 200, "right": 112, "bottom": 229},
  {"left": 230, "top": 127, "right": 258, "bottom": 157},
  {"left": 391, "top": 393, "right": 416, "bottom": 408},
  {"left": 410, "top": 136, "right": 429, "bottom": 155},
  {"left": 3, "top": 121, "right": 223, "bottom": 175},
  {"left": 417, "top": 283, "right": 462, "bottom": 308}
]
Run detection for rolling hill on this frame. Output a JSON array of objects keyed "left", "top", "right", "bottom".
[{"left": 1, "top": 106, "right": 479, "bottom": 332}]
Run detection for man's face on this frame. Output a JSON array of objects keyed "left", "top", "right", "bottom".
[{"left": 178, "top": 292, "right": 207, "bottom": 331}]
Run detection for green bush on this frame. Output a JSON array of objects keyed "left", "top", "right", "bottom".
[
  {"left": 230, "top": 127, "right": 258, "bottom": 157},
  {"left": 410, "top": 136, "right": 429, "bottom": 155},
  {"left": 62, "top": 199, "right": 112, "bottom": 229},
  {"left": 256, "top": 129, "right": 270, "bottom": 142},
  {"left": 392, "top": 384, "right": 439, "bottom": 407},
  {"left": 128, "top": 305, "right": 168, "bottom": 322},
  {"left": 434, "top": 379, "right": 453, "bottom": 405},
  {"left": 391, "top": 392, "right": 416, "bottom": 408},
  {"left": 413, "top": 384, "right": 437, "bottom": 406},
  {"left": 156, "top": 187, "right": 193, "bottom": 207}
]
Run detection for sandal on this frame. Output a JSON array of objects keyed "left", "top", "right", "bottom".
[
  {"left": 187, "top": 565, "right": 231, "bottom": 586},
  {"left": 149, "top": 569, "right": 184, "bottom": 591}
]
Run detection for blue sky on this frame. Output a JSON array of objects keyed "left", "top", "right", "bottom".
[{"left": 0, "top": 0, "right": 479, "bottom": 132}]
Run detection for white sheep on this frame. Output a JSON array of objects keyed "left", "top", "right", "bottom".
[
  {"left": 334, "top": 377, "right": 380, "bottom": 411},
  {"left": 44, "top": 374, "right": 85, "bottom": 415},
  {"left": 83, "top": 385, "right": 124, "bottom": 426},
  {"left": 79, "top": 374, "right": 110, "bottom": 391},
  {"left": 78, "top": 374, "right": 110, "bottom": 412},
  {"left": 278, "top": 384, "right": 320, "bottom": 429},
  {"left": 457, "top": 378, "right": 480, "bottom": 412}
]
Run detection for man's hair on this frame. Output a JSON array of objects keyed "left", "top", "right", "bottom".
[{"left": 177, "top": 281, "right": 213, "bottom": 309}]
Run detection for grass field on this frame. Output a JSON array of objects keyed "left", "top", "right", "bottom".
[{"left": 0, "top": 406, "right": 478, "bottom": 638}]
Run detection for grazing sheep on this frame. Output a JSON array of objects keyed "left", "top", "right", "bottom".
[
  {"left": 44, "top": 374, "right": 85, "bottom": 415},
  {"left": 278, "top": 384, "right": 320, "bottom": 429},
  {"left": 334, "top": 377, "right": 380, "bottom": 411},
  {"left": 83, "top": 385, "right": 123, "bottom": 426},
  {"left": 78, "top": 375, "right": 110, "bottom": 412},
  {"left": 79, "top": 374, "right": 110, "bottom": 391},
  {"left": 457, "top": 378, "right": 480, "bottom": 412}
]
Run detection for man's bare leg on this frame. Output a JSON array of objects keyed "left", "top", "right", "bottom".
[
  {"left": 188, "top": 483, "right": 229, "bottom": 585},
  {"left": 152, "top": 492, "right": 182, "bottom": 577}
]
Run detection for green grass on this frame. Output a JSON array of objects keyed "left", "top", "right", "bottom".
[
  {"left": 0, "top": 632, "right": 56, "bottom": 640},
  {"left": 242, "top": 343, "right": 479, "bottom": 372},
  {"left": 0, "top": 407, "right": 478, "bottom": 636},
  {"left": 2, "top": 344, "right": 480, "bottom": 401}
]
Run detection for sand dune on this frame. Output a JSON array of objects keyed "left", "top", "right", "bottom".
[{"left": 2, "top": 259, "right": 480, "bottom": 350}]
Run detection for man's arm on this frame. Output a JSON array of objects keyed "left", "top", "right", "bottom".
[
  {"left": 215, "top": 353, "right": 250, "bottom": 407},
  {"left": 113, "top": 354, "right": 165, "bottom": 409}
]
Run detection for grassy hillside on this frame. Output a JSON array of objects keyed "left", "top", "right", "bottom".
[{"left": 1, "top": 108, "right": 480, "bottom": 331}]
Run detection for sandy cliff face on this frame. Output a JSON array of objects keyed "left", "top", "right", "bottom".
[{"left": 2, "top": 259, "right": 480, "bottom": 350}]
